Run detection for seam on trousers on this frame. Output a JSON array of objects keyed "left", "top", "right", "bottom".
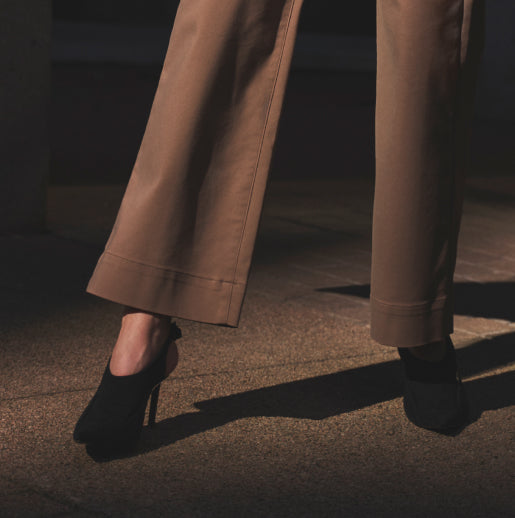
[
  {"left": 226, "top": 0, "right": 297, "bottom": 323},
  {"left": 101, "top": 250, "right": 245, "bottom": 286}
]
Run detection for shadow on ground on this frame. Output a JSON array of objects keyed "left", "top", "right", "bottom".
[
  {"left": 319, "top": 281, "right": 515, "bottom": 323},
  {"left": 84, "top": 331, "right": 515, "bottom": 462}
]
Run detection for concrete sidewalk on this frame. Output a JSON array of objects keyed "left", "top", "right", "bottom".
[{"left": 1, "top": 173, "right": 514, "bottom": 517}]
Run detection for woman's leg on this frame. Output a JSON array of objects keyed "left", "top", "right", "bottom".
[
  {"left": 74, "top": 2, "right": 306, "bottom": 449},
  {"left": 371, "top": 0, "right": 486, "bottom": 349},
  {"left": 86, "top": 0, "right": 305, "bottom": 329}
]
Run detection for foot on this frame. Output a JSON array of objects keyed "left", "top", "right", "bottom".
[
  {"left": 73, "top": 311, "right": 182, "bottom": 448},
  {"left": 398, "top": 336, "right": 469, "bottom": 431},
  {"left": 109, "top": 306, "right": 179, "bottom": 377}
]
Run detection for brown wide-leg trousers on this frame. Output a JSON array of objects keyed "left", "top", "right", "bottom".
[{"left": 86, "top": 0, "right": 486, "bottom": 347}]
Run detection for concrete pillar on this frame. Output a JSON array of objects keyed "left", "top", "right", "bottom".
[
  {"left": 476, "top": 0, "right": 515, "bottom": 121},
  {"left": 0, "top": 1, "right": 52, "bottom": 233}
]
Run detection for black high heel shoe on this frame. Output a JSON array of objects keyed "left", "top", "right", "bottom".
[
  {"left": 397, "top": 335, "right": 469, "bottom": 431},
  {"left": 73, "top": 321, "right": 182, "bottom": 451}
]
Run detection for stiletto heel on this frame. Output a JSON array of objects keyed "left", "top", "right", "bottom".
[
  {"left": 148, "top": 383, "right": 161, "bottom": 428},
  {"left": 73, "top": 321, "right": 182, "bottom": 452}
]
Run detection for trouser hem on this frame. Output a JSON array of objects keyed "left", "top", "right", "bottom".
[
  {"left": 370, "top": 295, "right": 454, "bottom": 347},
  {"left": 85, "top": 251, "right": 246, "bottom": 327}
]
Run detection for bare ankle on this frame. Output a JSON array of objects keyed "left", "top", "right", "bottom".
[
  {"left": 109, "top": 307, "right": 174, "bottom": 376},
  {"left": 122, "top": 305, "right": 170, "bottom": 322},
  {"left": 121, "top": 306, "right": 170, "bottom": 333}
]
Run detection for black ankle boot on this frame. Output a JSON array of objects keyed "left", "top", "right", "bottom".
[
  {"left": 73, "top": 321, "right": 182, "bottom": 451},
  {"left": 397, "top": 336, "right": 469, "bottom": 431}
]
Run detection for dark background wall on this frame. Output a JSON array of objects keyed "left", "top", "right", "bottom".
[
  {"left": 0, "top": 0, "right": 52, "bottom": 232},
  {"left": 52, "top": 0, "right": 376, "bottom": 35},
  {"left": 48, "top": 1, "right": 379, "bottom": 187},
  {"left": 47, "top": 0, "right": 515, "bottom": 188}
]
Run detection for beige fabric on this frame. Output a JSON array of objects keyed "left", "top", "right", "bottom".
[
  {"left": 86, "top": 0, "right": 485, "bottom": 346},
  {"left": 370, "top": 0, "right": 486, "bottom": 346}
]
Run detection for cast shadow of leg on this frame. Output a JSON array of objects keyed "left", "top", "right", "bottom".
[{"left": 86, "top": 331, "right": 515, "bottom": 461}]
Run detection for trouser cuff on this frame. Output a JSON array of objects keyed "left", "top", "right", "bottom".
[
  {"left": 370, "top": 295, "right": 453, "bottom": 347},
  {"left": 85, "top": 251, "right": 245, "bottom": 327}
]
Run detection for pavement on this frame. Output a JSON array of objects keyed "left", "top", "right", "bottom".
[{"left": 1, "top": 66, "right": 514, "bottom": 517}]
